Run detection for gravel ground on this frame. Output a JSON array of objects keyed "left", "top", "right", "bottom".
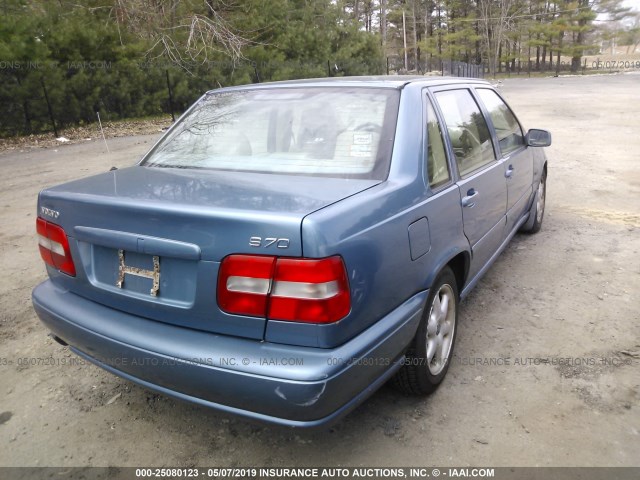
[{"left": 0, "top": 73, "right": 638, "bottom": 468}]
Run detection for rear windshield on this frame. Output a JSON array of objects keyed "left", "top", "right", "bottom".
[{"left": 142, "top": 87, "right": 400, "bottom": 180}]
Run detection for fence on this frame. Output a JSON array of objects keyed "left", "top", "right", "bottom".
[
  {"left": 385, "top": 54, "right": 640, "bottom": 78},
  {"left": 492, "top": 57, "right": 640, "bottom": 76},
  {"left": 0, "top": 58, "right": 386, "bottom": 138},
  {"left": 2, "top": 54, "right": 635, "bottom": 138},
  {"left": 385, "top": 56, "right": 485, "bottom": 78}
]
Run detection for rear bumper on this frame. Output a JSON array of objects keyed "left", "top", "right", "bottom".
[{"left": 32, "top": 280, "right": 426, "bottom": 427}]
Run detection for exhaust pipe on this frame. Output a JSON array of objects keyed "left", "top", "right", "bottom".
[{"left": 49, "top": 334, "right": 68, "bottom": 347}]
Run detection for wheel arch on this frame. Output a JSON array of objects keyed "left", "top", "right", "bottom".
[
  {"left": 540, "top": 159, "right": 548, "bottom": 181},
  {"left": 521, "top": 158, "right": 548, "bottom": 233},
  {"left": 425, "top": 248, "right": 470, "bottom": 296},
  {"left": 447, "top": 251, "right": 469, "bottom": 296}
]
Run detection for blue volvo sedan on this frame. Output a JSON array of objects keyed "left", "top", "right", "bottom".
[{"left": 32, "top": 76, "right": 551, "bottom": 427}]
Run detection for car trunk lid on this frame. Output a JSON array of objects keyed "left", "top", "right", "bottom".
[{"left": 38, "top": 166, "right": 379, "bottom": 338}]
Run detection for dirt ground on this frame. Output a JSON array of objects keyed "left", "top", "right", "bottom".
[{"left": 0, "top": 73, "right": 638, "bottom": 468}]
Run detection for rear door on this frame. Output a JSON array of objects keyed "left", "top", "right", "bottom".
[
  {"left": 475, "top": 88, "right": 533, "bottom": 234},
  {"left": 433, "top": 87, "right": 507, "bottom": 280}
]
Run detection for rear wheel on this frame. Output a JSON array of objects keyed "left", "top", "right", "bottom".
[{"left": 393, "top": 267, "right": 459, "bottom": 395}]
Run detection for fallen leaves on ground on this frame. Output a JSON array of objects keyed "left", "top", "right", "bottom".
[{"left": 0, "top": 116, "right": 173, "bottom": 153}]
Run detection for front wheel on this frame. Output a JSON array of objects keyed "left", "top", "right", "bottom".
[
  {"left": 392, "top": 267, "right": 459, "bottom": 395},
  {"left": 521, "top": 170, "right": 546, "bottom": 234}
]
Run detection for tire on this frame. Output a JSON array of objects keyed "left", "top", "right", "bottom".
[
  {"left": 393, "top": 266, "right": 459, "bottom": 395},
  {"left": 521, "top": 169, "right": 546, "bottom": 234}
]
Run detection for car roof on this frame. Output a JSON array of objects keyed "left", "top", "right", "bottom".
[{"left": 207, "top": 75, "right": 490, "bottom": 94}]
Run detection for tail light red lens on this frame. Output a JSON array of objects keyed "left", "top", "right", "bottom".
[
  {"left": 217, "top": 255, "right": 350, "bottom": 324},
  {"left": 269, "top": 257, "right": 350, "bottom": 323},
  {"left": 36, "top": 217, "right": 76, "bottom": 276}
]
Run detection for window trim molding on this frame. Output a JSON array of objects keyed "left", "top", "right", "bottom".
[
  {"left": 473, "top": 87, "right": 527, "bottom": 159},
  {"left": 430, "top": 86, "right": 499, "bottom": 180},
  {"left": 422, "top": 89, "right": 454, "bottom": 192}
]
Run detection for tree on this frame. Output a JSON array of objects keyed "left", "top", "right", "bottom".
[{"left": 478, "top": 0, "right": 518, "bottom": 76}]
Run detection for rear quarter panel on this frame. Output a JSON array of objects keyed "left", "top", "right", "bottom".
[{"left": 265, "top": 83, "right": 469, "bottom": 348}]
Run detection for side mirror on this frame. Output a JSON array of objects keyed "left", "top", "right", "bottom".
[{"left": 526, "top": 129, "right": 552, "bottom": 147}]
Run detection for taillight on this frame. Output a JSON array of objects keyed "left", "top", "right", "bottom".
[
  {"left": 269, "top": 257, "right": 350, "bottom": 323},
  {"left": 218, "top": 255, "right": 275, "bottom": 317},
  {"left": 217, "top": 255, "right": 350, "bottom": 324},
  {"left": 36, "top": 217, "right": 76, "bottom": 276}
]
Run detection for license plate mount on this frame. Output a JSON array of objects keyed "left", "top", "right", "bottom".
[{"left": 116, "top": 249, "right": 160, "bottom": 296}]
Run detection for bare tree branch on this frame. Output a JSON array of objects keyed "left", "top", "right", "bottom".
[{"left": 110, "top": 0, "right": 252, "bottom": 72}]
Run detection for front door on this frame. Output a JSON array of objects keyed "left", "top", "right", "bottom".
[{"left": 476, "top": 88, "right": 533, "bottom": 234}]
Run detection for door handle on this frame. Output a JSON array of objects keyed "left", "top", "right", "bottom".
[
  {"left": 462, "top": 189, "right": 479, "bottom": 208},
  {"left": 505, "top": 164, "right": 514, "bottom": 178}
]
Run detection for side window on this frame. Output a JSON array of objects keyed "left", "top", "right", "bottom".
[
  {"left": 425, "top": 96, "right": 451, "bottom": 189},
  {"left": 476, "top": 88, "right": 524, "bottom": 157},
  {"left": 434, "top": 89, "right": 495, "bottom": 177}
]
